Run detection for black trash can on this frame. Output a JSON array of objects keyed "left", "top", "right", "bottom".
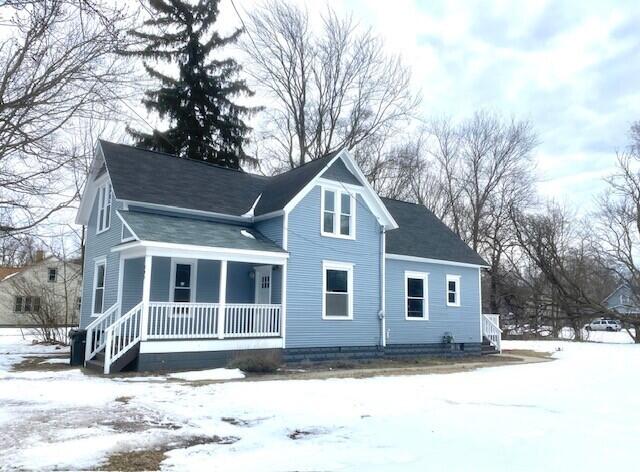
[{"left": 69, "top": 329, "right": 87, "bottom": 366}]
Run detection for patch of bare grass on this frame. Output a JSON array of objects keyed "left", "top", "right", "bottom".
[
  {"left": 98, "top": 435, "right": 239, "bottom": 471},
  {"left": 11, "top": 356, "right": 70, "bottom": 372}
]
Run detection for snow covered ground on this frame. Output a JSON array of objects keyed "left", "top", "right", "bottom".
[{"left": 1, "top": 329, "right": 639, "bottom": 471}]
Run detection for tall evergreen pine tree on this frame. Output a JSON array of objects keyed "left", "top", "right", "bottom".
[{"left": 126, "top": 0, "right": 255, "bottom": 169}]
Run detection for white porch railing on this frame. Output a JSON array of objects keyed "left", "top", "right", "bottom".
[
  {"left": 85, "top": 303, "right": 120, "bottom": 363},
  {"left": 103, "top": 302, "right": 144, "bottom": 374},
  {"left": 224, "top": 304, "right": 281, "bottom": 338},
  {"left": 145, "top": 302, "right": 281, "bottom": 340},
  {"left": 482, "top": 313, "right": 502, "bottom": 352},
  {"left": 147, "top": 302, "right": 220, "bottom": 339}
]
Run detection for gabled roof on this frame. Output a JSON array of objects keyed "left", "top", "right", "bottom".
[
  {"left": 117, "top": 210, "right": 286, "bottom": 253},
  {"left": 382, "top": 198, "right": 488, "bottom": 267},
  {"left": 254, "top": 151, "right": 340, "bottom": 216},
  {"left": 80, "top": 141, "right": 395, "bottom": 229},
  {"left": 100, "top": 141, "right": 268, "bottom": 217}
]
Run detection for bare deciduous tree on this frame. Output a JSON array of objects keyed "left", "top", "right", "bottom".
[
  {"left": 0, "top": 0, "right": 134, "bottom": 236},
  {"left": 243, "top": 0, "right": 420, "bottom": 169}
]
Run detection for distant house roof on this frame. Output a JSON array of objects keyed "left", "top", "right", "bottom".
[
  {"left": 118, "top": 210, "right": 286, "bottom": 253},
  {"left": 0, "top": 257, "right": 81, "bottom": 284},
  {"left": 382, "top": 198, "right": 488, "bottom": 266},
  {"left": 0, "top": 267, "right": 20, "bottom": 282}
]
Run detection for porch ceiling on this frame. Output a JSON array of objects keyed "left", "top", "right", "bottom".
[{"left": 117, "top": 210, "right": 286, "bottom": 254}]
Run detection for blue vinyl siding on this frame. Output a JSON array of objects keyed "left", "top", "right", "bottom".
[
  {"left": 226, "top": 262, "right": 255, "bottom": 303},
  {"left": 150, "top": 257, "right": 170, "bottom": 301},
  {"left": 321, "top": 159, "right": 362, "bottom": 186},
  {"left": 79, "top": 185, "right": 122, "bottom": 328},
  {"left": 254, "top": 216, "right": 284, "bottom": 247},
  {"left": 196, "top": 260, "right": 220, "bottom": 303},
  {"left": 271, "top": 266, "right": 282, "bottom": 304},
  {"left": 148, "top": 258, "right": 257, "bottom": 304},
  {"left": 385, "top": 259, "right": 481, "bottom": 344},
  {"left": 286, "top": 185, "right": 382, "bottom": 348},
  {"left": 122, "top": 257, "right": 143, "bottom": 313}
]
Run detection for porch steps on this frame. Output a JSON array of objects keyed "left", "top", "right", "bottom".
[
  {"left": 85, "top": 342, "right": 141, "bottom": 374},
  {"left": 481, "top": 337, "right": 499, "bottom": 355}
]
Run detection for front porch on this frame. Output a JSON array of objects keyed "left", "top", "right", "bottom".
[{"left": 86, "top": 237, "right": 288, "bottom": 373}]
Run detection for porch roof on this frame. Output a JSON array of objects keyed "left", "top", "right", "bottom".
[{"left": 117, "top": 210, "right": 287, "bottom": 254}]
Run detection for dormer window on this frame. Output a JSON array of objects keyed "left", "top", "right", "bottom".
[
  {"left": 321, "top": 187, "right": 355, "bottom": 239},
  {"left": 96, "top": 182, "right": 112, "bottom": 233}
]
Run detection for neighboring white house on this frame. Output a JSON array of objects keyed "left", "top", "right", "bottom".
[{"left": 0, "top": 254, "right": 82, "bottom": 327}]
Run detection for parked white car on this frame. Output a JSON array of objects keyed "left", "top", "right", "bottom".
[{"left": 585, "top": 319, "right": 622, "bottom": 332}]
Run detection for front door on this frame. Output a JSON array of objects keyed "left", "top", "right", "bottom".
[{"left": 254, "top": 265, "right": 272, "bottom": 304}]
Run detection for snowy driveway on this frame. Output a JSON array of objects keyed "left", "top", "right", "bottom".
[{"left": 1, "top": 329, "right": 638, "bottom": 471}]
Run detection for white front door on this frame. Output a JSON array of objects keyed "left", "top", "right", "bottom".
[{"left": 254, "top": 265, "right": 272, "bottom": 304}]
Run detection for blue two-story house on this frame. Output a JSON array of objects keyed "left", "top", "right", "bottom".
[{"left": 76, "top": 141, "right": 500, "bottom": 373}]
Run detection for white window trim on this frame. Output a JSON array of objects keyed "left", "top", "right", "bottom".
[
  {"left": 121, "top": 224, "right": 135, "bottom": 243},
  {"left": 48, "top": 267, "right": 57, "bottom": 283},
  {"left": 405, "top": 271, "right": 429, "bottom": 320},
  {"left": 91, "top": 257, "right": 107, "bottom": 317},
  {"left": 322, "top": 260, "right": 354, "bottom": 320},
  {"left": 96, "top": 182, "right": 112, "bottom": 234},
  {"left": 169, "top": 258, "right": 198, "bottom": 304},
  {"left": 320, "top": 184, "right": 356, "bottom": 240},
  {"left": 446, "top": 274, "right": 461, "bottom": 307}
]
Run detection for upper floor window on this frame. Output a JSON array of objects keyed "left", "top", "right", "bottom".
[
  {"left": 96, "top": 182, "right": 112, "bottom": 233},
  {"left": 321, "top": 187, "right": 355, "bottom": 239},
  {"left": 446, "top": 275, "right": 461, "bottom": 307},
  {"left": 48, "top": 267, "right": 57, "bottom": 283}
]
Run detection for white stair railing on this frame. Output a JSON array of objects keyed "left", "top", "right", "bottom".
[
  {"left": 85, "top": 304, "right": 120, "bottom": 363},
  {"left": 224, "top": 304, "right": 281, "bottom": 338},
  {"left": 482, "top": 313, "right": 502, "bottom": 353},
  {"left": 103, "top": 302, "right": 144, "bottom": 374},
  {"left": 147, "top": 302, "right": 219, "bottom": 339}
]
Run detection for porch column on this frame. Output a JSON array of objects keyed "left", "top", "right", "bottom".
[
  {"left": 217, "top": 259, "right": 227, "bottom": 339},
  {"left": 140, "top": 254, "right": 152, "bottom": 341},
  {"left": 281, "top": 262, "right": 287, "bottom": 343}
]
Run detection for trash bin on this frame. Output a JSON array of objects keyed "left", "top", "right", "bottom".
[{"left": 69, "top": 329, "right": 87, "bottom": 366}]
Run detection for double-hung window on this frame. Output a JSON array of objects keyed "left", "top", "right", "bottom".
[
  {"left": 446, "top": 275, "right": 461, "bottom": 307},
  {"left": 96, "top": 182, "right": 112, "bottom": 233},
  {"left": 48, "top": 268, "right": 57, "bottom": 283},
  {"left": 92, "top": 260, "right": 106, "bottom": 315},
  {"left": 405, "top": 271, "right": 428, "bottom": 320},
  {"left": 322, "top": 261, "right": 354, "bottom": 319},
  {"left": 14, "top": 296, "right": 23, "bottom": 313},
  {"left": 15, "top": 296, "right": 41, "bottom": 313},
  {"left": 321, "top": 187, "right": 355, "bottom": 238}
]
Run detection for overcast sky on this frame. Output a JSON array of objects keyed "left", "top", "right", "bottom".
[{"left": 230, "top": 0, "right": 640, "bottom": 210}]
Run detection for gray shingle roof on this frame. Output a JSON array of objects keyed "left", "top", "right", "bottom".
[
  {"left": 253, "top": 150, "right": 341, "bottom": 215},
  {"left": 101, "top": 141, "right": 344, "bottom": 217},
  {"left": 118, "top": 210, "right": 286, "bottom": 253},
  {"left": 100, "top": 141, "right": 485, "bottom": 266},
  {"left": 101, "top": 141, "right": 268, "bottom": 216},
  {"left": 382, "top": 198, "right": 488, "bottom": 266}
]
